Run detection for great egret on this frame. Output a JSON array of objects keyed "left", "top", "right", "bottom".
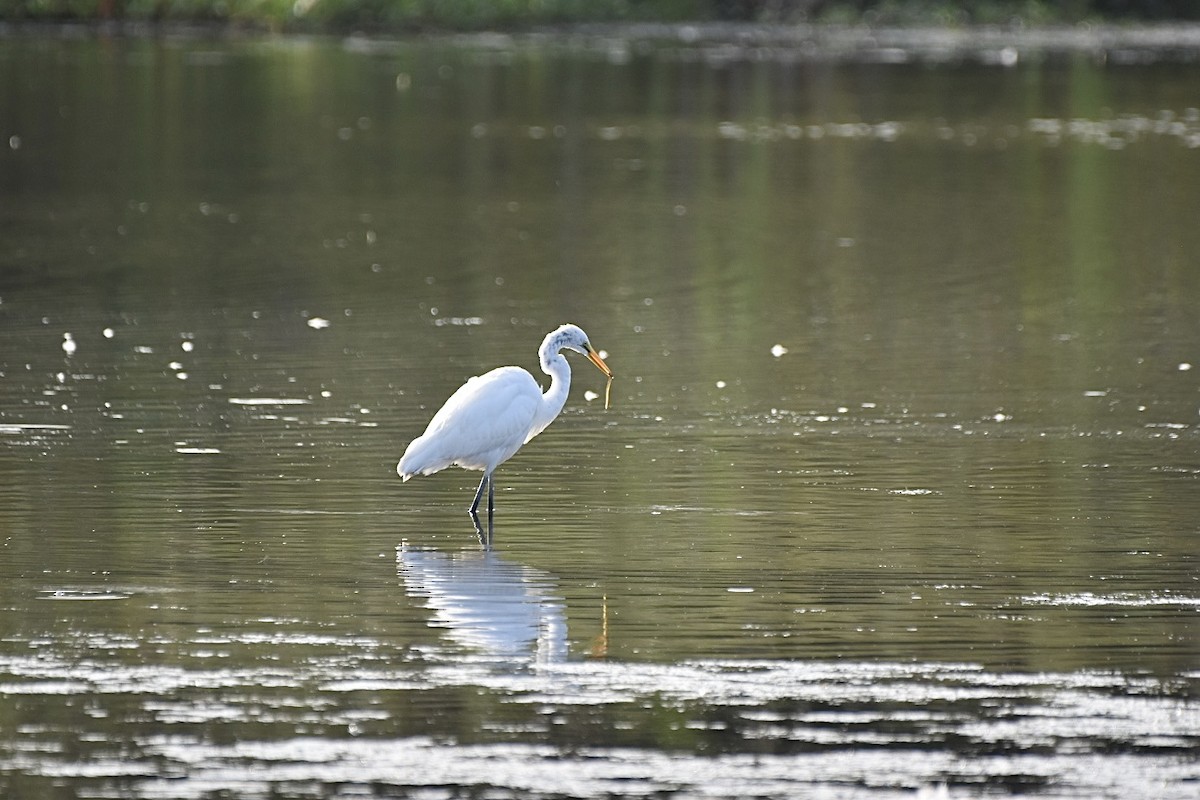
[{"left": 397, "top": 324, "right": 614, "bottom": 527}]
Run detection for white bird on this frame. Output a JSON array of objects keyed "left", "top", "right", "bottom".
[{"left": 397, "top": 324, "right": 614, "bottom": 526}]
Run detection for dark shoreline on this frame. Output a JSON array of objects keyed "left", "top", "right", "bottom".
[{"left": 5, "top": 19, "right": 1200, "bottom": 66}]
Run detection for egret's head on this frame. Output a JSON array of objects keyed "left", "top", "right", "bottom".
[{"left": 543, "top": 324, "right": 613, "bottom": 378}]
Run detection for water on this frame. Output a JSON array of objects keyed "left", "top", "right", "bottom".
[{"left": 1, "top": 27, "right": 1198, "bottom": 799}]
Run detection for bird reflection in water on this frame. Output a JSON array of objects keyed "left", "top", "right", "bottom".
[
  {"left": 470, "top": 509, "right": 491, "bottom": 548},
  {"left": 396, "top": 541, "right": 569, "bottom": 663}
]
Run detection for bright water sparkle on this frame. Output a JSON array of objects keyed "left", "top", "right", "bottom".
[{"left": 0, "top": 28, "right": 1198, "bottom": 799}]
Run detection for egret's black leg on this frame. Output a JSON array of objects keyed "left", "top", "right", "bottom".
[
  {"left": 468, "top": 473, "right": 494, "bottom": 547},
  {"left": 469, "top": 473, "right": 489, "bottom": 515}
]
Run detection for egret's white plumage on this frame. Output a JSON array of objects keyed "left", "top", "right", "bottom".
[{"left": 397, "top": 324, "right": 613, "bottom": 523}]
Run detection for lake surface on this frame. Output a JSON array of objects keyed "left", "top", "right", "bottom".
[{"left": 1, "top": 25, "right": 1198, "bottom": 799}]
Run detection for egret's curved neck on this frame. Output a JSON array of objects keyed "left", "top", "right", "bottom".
[{"left": 533, "top": 349, "right": 571, "bottom": 436}]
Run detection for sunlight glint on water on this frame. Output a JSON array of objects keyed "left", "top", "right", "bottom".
[{"left": 0, "top": 30, "right": 1197, "bottom": 799}]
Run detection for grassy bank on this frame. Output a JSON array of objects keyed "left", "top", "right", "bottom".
[{"left": 2, "top": 0, "right": 1197, "bottom": 32}]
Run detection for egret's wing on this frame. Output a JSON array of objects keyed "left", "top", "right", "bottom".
[{"left": 400, "top": 367, "right": 541, "bottom": 476}]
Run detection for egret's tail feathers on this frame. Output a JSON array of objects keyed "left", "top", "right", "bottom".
[{"left": 397, "top": 435, "right": 452, "bottom": 480}]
